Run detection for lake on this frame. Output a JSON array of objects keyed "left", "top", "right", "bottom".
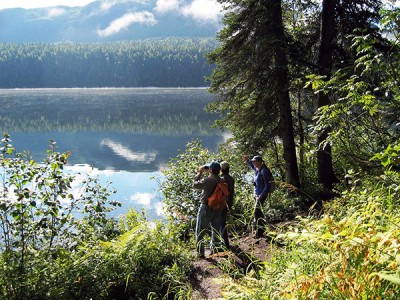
[{"left": 0, "top": 88, "right": 227, "bottom": 220}]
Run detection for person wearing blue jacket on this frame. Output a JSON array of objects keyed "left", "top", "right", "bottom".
[{"left": 245, "top": 155, "right": 271, "bottom": 238}]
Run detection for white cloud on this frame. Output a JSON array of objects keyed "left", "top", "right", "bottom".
[
  {"left": 154, "top": 0, "right": 223, "bottom": 23},
  {"left": 100, "top": 1, "right": 117, "bottom": 11},
  {"left": 0, "top": 0, "right": 96, "bottom": 10},
  {"left": 97, "top": 11, "right": 157, "bottom": 36},
  {"left": 154, "top": 0, "right": 179, "bottom": 13},
  {"left": 181, "top": 0, "right": 223, "bottom": 22},
  {"left": 100, "top": 0, "right": 151, "bottom": 11},
  {"left": 0, "top": 0, "right": 224, "bottom": 25},
  {"left": 100, "top": 138, "right": 158, "bottom": 162},
  {"left": 130, "top": 192, "right": 155, "bottom": 207},
  {"left": 47, "top": 7, "right": 66, "bottom": 18}
]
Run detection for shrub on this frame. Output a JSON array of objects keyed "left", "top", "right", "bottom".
[
  {"left": 222, "top": 169, "right": 400, "bottom": 299},
  {"left": 0, "top": 134, "right": 120, "bottom": 299},
  {"left": 68, "top": 209, "right": 193, "bottom": 299},
  {"left": 0, "top": 134, "right": 194, "bottom": 299}
]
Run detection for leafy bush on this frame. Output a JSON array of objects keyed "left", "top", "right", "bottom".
[
  {"left": 0, "top": 134, "right": 192, "bottom": 299},
  {"left": 0, "top": 134, "right": 120, "bottom": 299},
  {"left": 160, "top": 139, "right": 255, "bottom": 237},
  {"left": 62, "top": 210, "right": 193, "bottom": 299}
]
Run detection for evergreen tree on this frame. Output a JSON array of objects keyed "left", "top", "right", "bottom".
[
  {"left": 208, "top": 0, "right": 300, "bottom": 188},
  {"left": 315, "top": 0, "right": 382, "bottom": 189},
  {"left": 316, "top": 0, "right": 339, "bottom": 189}
]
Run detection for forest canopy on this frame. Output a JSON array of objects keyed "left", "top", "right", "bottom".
[{"left": 0, "top": 37, "right": 217, "bottom": 88}]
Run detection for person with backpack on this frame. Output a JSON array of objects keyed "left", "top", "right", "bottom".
[
  {"left": 193, "top": 161, "right": 224, "bottom": 258},
  {"left": 220, "top": 161, "right": 235, "bottom": 249},
  {"left": 244, "top": 155, "right": 273, "bottom": 238}
]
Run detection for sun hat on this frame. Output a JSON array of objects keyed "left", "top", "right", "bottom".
[{"left": 220, "top": 161, "right": 229, "bottom": 170}]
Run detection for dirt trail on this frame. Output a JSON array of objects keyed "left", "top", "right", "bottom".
[{"left": 189, "top": 234, "right": 277, "bottom": 299}]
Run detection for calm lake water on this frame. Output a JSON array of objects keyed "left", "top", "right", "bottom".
[{"left": 0, "top": 88, "right": 227, "bottom": 220}]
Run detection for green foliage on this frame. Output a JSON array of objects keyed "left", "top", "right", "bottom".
[
  {"left": 0, "top": 134, "right": 193, "bottom": 299},
  {"left": 160, "top": 139, "right": 255, "bottom": 235},
  {"left": 279, "top": 175, "right": 400, "bottom": 299},
  {"left": 220, "top": 168, "right": 400, "bottom": 299},
  {"left": 66, "top": 211, "right": 193, "bottom": 299},
  {"left": 160, "top": 139, "right": 301, "bottom": 240},
  {"left": 307, "top": 9, "right": 400, "bottom": 174},
  {"left": 0, "top": 133, "right": 121, "bottom": 299},
  {"left": 371, "top": 143, "right": 400, "bottom": 168}
]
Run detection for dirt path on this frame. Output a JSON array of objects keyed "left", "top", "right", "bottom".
[
  {"left": 189, "top": 235, "right": 277, "bottom": 299},
  {"left": 190, "top": 255, "right": 227, "bottom": 299}
]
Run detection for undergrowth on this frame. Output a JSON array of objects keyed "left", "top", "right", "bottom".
[{"left": 220, "top": 169, "right": 400, "bottom": 299}]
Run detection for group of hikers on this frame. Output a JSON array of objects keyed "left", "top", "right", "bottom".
[{"left": 193, "top": 155, "right": 273, "bottom": 259}]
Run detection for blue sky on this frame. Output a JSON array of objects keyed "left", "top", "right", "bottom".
[{"left": 0, "top": 0, "right": 224, "bottom": 23}]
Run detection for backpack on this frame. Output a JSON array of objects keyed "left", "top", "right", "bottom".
[
  {"left": 264, "top": 167, "right": 276, "bottom": 193},
  {"left": 208, "top": 179, "right": 230, "bottom": 211}
]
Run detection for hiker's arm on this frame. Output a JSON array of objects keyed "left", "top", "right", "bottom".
[
  {"left": 246, "top": 160, "right": 256, "bottom": 172},
  {"left": 193, "top": 167, "right": 207, "bottom": 189}
]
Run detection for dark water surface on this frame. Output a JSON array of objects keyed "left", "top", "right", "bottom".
[{"left": 0, "top": 88, "right": 226, "bottom": 219}]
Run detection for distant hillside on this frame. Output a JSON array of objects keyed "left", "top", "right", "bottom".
[
  {"left": 0, "top": 0, "right": 221, "bottom": 43},
  {"left": 0, "top": 38, "right": 217, "bottom": 88}
]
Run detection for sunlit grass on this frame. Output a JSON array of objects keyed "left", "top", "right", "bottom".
[{"left": 217, "top": 171, "right": 400, "bottom": 299}]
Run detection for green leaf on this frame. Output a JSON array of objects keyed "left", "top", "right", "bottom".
[{"left": 371, "top": 273, "right": 400, "bottom": 285}]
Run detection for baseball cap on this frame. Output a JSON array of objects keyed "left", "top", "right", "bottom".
[
  {"left": 250, "top": 155, "right": 263, "bottom": 162},
  {"left": 207, "top": 161, "right": 221, "bottom": 172}
]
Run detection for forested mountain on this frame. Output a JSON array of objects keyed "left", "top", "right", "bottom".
[
  {"left": 0, "top": 38, "right": 217, "bottom": 88},
  {"left": 0, "top": 0, "right": 221, "bottom": 43}
]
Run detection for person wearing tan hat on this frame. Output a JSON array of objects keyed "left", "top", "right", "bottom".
[{"left": 220, "top": 161, "right": 235, "bottom": 249}]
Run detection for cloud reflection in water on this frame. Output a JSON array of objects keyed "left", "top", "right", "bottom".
[
  {"left": 64, "top": 164, "right": 164, "bottom": 219},
  {"left": 130, "top": 192, "right": 154, "bottom": 208},
  {"left": 100, "top": 138, "right": 158, "bottom": 163}
]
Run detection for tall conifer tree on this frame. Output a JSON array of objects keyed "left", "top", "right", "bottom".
[
  {"left": 208, "top": 0, "right": 300, "bottom": 188},
  {"left": 317, "top": 0, "right": 339, "bottom": 189},
  {"left": 315, "top": 0, "right": 382, "bottom": 189}
]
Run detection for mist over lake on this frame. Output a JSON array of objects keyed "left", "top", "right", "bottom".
[{"left": 0, "top": 88, "right": 226, "bottom": 219}]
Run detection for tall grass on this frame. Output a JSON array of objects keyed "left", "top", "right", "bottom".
[{"left": 220, "top": 170, "right": 400, "bottom": 299}]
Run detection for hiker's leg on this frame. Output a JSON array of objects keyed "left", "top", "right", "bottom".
[
  {"left": 253, "top": 198, "right": 265, "bottom": 237},
  {"left": 220, "top": 208, "right": 229, "bottom": 248},
  {"left": 195, "top": 204, "right": 210, "bottom": 256},
  {"left": 210, "top": 209, "right": 223, "bottom": 253}
]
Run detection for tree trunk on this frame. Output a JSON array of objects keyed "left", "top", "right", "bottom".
[
  {"left": 317, "top": 0, "right": 339, "bottom": 189},
  {"left": 297, "top": 88, "right": 305, "bottom": 183},
  {"left": 268, "top": 0, "right": 301, "bottom": 188}
]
